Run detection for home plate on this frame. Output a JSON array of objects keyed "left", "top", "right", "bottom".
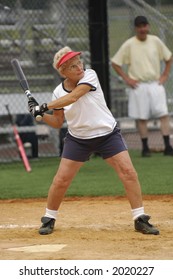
[{"left": 7, "top": 244, "right": 67, "bottom": 253}]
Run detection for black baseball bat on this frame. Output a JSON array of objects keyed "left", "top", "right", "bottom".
[{"left": 11, "top": 58, "right": 42, "bottom": 121}]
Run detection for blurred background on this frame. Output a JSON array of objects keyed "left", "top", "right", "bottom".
[{"left": 0, "top": 0, "right": 173, "bottom": 163}]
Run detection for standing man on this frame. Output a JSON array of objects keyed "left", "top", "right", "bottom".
[{"left": 111, "top": 16, "right": 173, "bottom": 157}]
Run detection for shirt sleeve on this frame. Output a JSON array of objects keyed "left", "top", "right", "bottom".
[
  {"left": 77, "top": 69, "right": 97, "bottom": 90},
  {"left": 51, "top": 85, "right": 63, "bottom": 110},
  {"left": 52, "top": 90, "right": 58, "bottom": 101},
  {"left": 111, "top": 40, "right": 131, "bottom": 66},
  {"left": 156, "top": 37, "right": 172, "bottom": 61}
]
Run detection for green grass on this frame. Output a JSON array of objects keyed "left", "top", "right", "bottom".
[{"left": 0, "top": 150, "right": 173, "bottom": 200}]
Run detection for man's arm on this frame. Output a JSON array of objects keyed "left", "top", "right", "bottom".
[
  {"left": 159, "top": 56, "right": 172, "bottom": 84},
  {"left": 111, "top": 62, "right": 139, "bottom": 88}
]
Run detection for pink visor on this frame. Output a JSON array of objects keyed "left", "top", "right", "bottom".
[{"left": 56, "top": 51, "right": 81, "bottom": 69}]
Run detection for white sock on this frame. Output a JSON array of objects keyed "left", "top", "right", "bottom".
[
  {"left": 44, "top": 208, "right": 58, "bottom": 220},
  {"left": 131, "top": 207, "right": 144, "bottom": 220}
]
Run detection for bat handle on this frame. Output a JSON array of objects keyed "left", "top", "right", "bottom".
[
  {"left": 35, "top": 114, "right": 43, "bottom": 122},
  {"left": 25, "top": 90, "right": 43, "bottom": 121},
  {"left": 25, "top": 89, "right": 32, "bottom": 100}
]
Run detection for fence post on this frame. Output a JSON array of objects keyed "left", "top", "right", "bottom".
[{"left": 88, "top": 0, "right": 111, "bottom": 108}]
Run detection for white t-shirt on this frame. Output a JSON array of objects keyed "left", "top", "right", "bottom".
[
  {"left": 111, "top": 35, "right": 172, "bottom": 81},
  {"left": 52, "top": 69, "right": 116, "bottom": 139}
]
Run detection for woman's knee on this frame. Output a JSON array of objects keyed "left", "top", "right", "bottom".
[
  {"left": 119, "top": 167, "right": 138, "bottom": 182},
  {"left": 52, "top": 174, "right": 70, "bottom": 189}
]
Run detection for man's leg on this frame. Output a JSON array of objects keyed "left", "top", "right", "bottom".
[
  {"left": 160, "top": 115, "right": 173, "bottom": 155},
  {"left": 136, "top": 119, "right": 151, "bottom": 157}
]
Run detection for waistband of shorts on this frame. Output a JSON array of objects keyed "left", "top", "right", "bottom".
[
  {"left": 139, "top": 80, "right": 158, "bottom": 84},
  {"left": 67, "top": 124, "right": 119, "bottom": 141}
]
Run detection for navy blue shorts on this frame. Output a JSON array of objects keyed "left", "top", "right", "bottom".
[{"left": 61, "top": 126, "right": 128, "bottom": 162}]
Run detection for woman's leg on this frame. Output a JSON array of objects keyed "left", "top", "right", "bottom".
[
  {"left": 105, "top": 151, "right": 159, "bottom": 235},
  {"left": 47, "top": 158, "right": 84, "bottom": 210},
  {"left": 105, "top": 150, "right": 142, "bottom": 209},
  {"left": 39, "top": 158, "right": 83, "bottom": 234}
]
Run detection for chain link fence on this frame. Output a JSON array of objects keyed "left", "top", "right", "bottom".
[
  {"left": 0, "top": 0, "right": 173, "bottom": 164},
  {"left": 0, "top": 0, "right": 89, "bottom": 162}
]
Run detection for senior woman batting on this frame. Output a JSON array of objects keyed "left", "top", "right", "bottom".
[{"left": 28, "top": 46, "right": 159, "bottom": 235}]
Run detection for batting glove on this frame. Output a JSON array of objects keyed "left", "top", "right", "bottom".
[
  {"left": 30, "top": 103, "right": 49, "bottom": 118},
  {"left": 28, "top": 97, "right": 39, "bottom": 113},
  {"left": 39, "top": 103, "right": 49, "bottom": 114}
]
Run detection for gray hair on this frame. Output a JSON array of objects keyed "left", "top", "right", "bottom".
[{"left": 53, "top": 46, "right": 72, "bottom": 72}]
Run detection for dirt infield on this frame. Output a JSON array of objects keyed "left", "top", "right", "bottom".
[{"left": 0, "top": 195, "right": 173, "bottom": 260}]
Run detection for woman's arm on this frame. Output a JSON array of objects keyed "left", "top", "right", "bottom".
[
  {"left": 47, "top": 84, "right": 92, "bottom": 110},
  {"left": 42, "top": 109, "right": 64, "bottom": 129},
  {"left": 31, "top": 84, "right": 92, "bottom": 119}
]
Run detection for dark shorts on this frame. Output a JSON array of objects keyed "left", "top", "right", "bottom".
[{"left": 61, "top": 126, "right": 128, "bottom": 162}]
